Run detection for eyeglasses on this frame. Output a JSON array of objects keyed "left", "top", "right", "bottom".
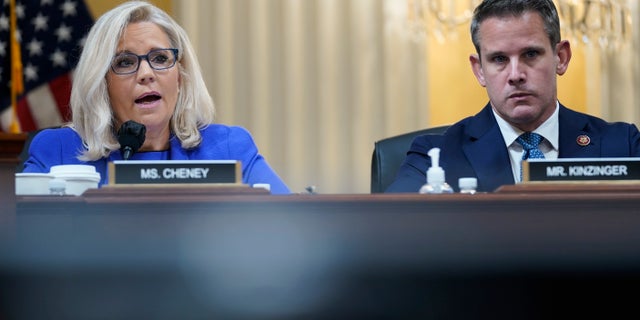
[{"left": 110, "top": 48, "right": 179, "bottom": 75}]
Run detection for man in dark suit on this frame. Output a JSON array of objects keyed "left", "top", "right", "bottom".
[{"left": 386, "top": 0, "right": 640, "bottom": 193}]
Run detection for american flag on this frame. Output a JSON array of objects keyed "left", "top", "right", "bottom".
[{"left": 0, "top": 0, "right": 93, "bottom": 132}]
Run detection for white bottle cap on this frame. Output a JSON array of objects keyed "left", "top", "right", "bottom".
[
  {"left": 252, "top": 183, "right": 271, "bottom": 191},
  {"left": 458, "top": 177, "right": 477, "bottom": 190}
]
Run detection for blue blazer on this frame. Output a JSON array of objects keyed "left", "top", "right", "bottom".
[
  {"left": 23, "top": 125, "right": 291, "bottom": 194},
  {"left": 385, "top": 103, "right": 640, "bottom": 193}
]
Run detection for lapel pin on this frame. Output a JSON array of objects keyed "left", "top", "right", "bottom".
[{"left": 576, "top": 135, "right": 590, "bottom": 146}]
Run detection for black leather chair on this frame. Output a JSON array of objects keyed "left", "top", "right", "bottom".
[{"left": 370, "top": 125, "right": 450, "bottom": 193}]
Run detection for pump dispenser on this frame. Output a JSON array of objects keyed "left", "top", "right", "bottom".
[{"left": 419, "top": 148, "right": 453, "bottom": 194}]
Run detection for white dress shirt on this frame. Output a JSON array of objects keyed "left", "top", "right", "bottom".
[{"left": 493, "top": 102, "right": 560, "bottom": 183}]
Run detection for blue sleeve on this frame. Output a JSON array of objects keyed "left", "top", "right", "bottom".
[
  {"left": 226, "top": 126, "right": 291, "bottom": 194},
  {"left": 384, "top": 134, "right": 441, "bottom": 193},
  {"left": 626, "top": 123, "right": 640, "bottom": 156},
  {"left": 21, "top": 128, "right": 85, "bottom": 173}
]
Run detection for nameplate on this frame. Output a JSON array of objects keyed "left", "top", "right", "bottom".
[
  {"left": 523, "top": 158, "right": 640, "bottom": 182},
  {"left": 108, "top": 160, "right": 241, "bottom": 185}
]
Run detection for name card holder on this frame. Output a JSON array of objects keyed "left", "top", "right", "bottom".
[
  {"left": 523, "top": 158, "right": 640, "bottom": 183},
  {"left": 108, "top": 160, "right": 241, "bottom": 186}
]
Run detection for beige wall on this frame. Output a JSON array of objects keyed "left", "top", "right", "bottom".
[
  {"left": 80, "top": 0, "right": 637, "bottom": 194},
  {"left": 86, "top": 0, "right": 592, "bottom": 129},
  {"left": 427, "top": 23, "right": 589, "bottom": 127}
]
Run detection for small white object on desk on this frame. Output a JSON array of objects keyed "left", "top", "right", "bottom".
[
  {"left": 49, "top": 178, "right": 67, "bottom": 196},
  {"left": 15, "top": 173, "right": 53, "bottom": 195},
  {"left": 458, "top": 177, "right": 478, "bottom": 194},
  {"left": 49, "top": 165, "right": 101, "bottom": 196},
  {"left": 419, "top": 148, "right": 453, "bottom": 194},
  {"left": 252, "top": 183, "right": 271, "bottom": 192}
]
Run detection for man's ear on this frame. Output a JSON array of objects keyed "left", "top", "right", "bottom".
[
  {"left": 555, "top": 40, "right": 572, "bottom": 75},
  {"left": 469, "top": 54, "right": 486, "bottom": 87}
]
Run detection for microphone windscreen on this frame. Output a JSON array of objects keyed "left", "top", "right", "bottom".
[
  {"left": 118, "top": 134, "right": 144, "bottom": 151},
  {"left": 117, "top": 120, "right": 146, "bottom": 158}
]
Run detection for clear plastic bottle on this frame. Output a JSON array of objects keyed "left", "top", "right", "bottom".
[
  {"left": 419, "top": 181, "right": 453, "bottom": 194},
  {"left": 419, "top": 148, "right": 453, "bottom": 194},
  {"left": 458, "top": 177, "right": 478, "bottom": 194}
]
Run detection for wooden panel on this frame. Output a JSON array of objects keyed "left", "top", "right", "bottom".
[{"left": 0, "top": 133, "right": 27, "bottom": 161}]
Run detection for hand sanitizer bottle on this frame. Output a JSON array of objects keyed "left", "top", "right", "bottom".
[{"left": 419, "top": 148, "right": 453, "bottom": 194}]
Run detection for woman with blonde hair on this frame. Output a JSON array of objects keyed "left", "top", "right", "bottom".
[{"left": 22, "top": 1, "right": 290, "bottom": 194}]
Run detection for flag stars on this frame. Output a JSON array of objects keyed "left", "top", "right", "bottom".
[
  {"left": 1, "top": 0, "right": 94, "bottom": 132},
  {"left": 78, "top": 34, "right": 86, "bottom": 48},
  {"left": 0, "top": 14, "right": 9, "bottom": 31},
  {"left": 55, "top": 23, "right": 71, "bottom": 41},
  {"left": 32, "top": 13, "right": 48, "bottom": 31},
  {"left": 27, "top": 38, "right": 43, "bottom": 56},
  {"left": 15, "top": 3, "right": 26, "bottom": 19},
  {"left": 60, "top": 0, "right": 77, "bottom": 17},
  {"left": 24, "top": 63, "right": 39, "bottom": 82},
  {"left": 50, "top": 49, "right": 66, "bottom": 67}
]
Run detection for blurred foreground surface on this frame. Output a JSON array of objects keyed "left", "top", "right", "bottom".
[{"left": 2, "top": 190, "right": 640, "bottom": 319}]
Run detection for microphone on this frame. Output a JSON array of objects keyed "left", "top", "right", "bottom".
[{"left": 117, "top": 120, "right": 146, "bottom": 160}]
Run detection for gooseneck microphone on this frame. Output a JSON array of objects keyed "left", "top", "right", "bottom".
[{"left": 117, "top": 120, "right": 146, "bottom": 160}]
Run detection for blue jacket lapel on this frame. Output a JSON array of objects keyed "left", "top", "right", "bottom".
[
  {"left": 462, "top": 104, "right": 515, "bottom": 191},
  {"left": 557, "top": 104, "right": 600, "bottom": 158}
]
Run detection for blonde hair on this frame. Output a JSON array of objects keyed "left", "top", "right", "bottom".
[{"left": 70, "top": 0, "right": 215, "bottom": 160}]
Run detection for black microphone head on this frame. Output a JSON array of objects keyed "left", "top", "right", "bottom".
[{"left": 117, "top": 120, "right": 146, "bottom": 160}]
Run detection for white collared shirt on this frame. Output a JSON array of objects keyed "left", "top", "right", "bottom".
[{"left": 493, "top": 102, "right": 560, "bottom": 183}]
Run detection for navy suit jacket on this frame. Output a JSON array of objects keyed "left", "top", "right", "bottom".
[{"left": 385, "top": 103, "right": 640, "bottom": 193}]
